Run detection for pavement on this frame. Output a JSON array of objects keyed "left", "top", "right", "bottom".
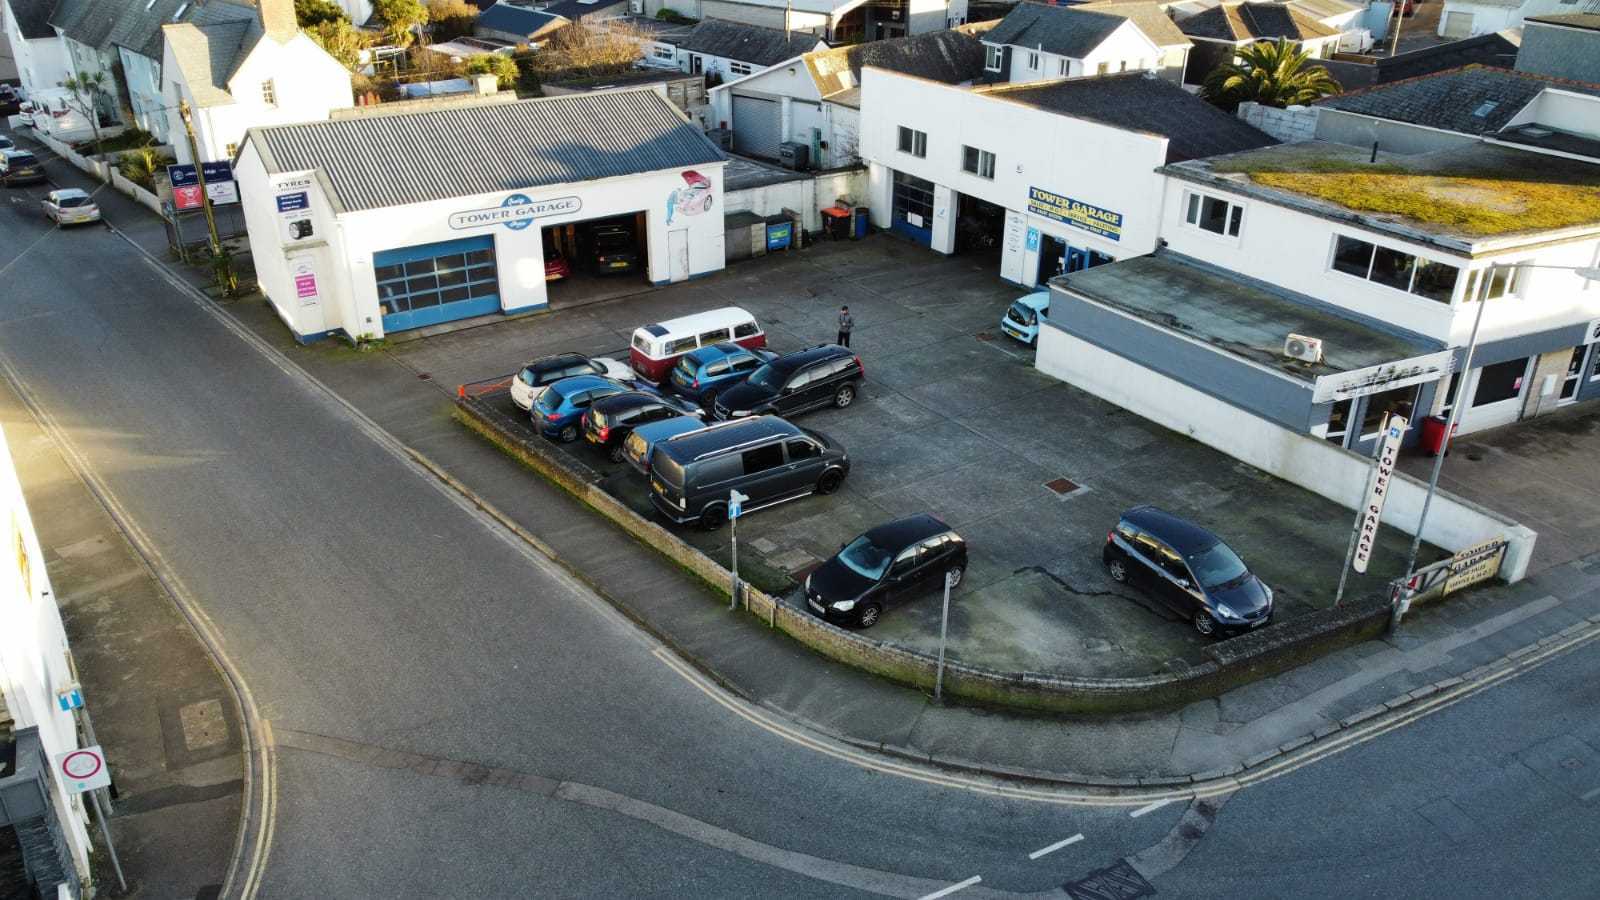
[{"left": 1, "top": 373, "right": 241, "bottom": 899}]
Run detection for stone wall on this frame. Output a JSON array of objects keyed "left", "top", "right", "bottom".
[{"left": 1237, "top": 102, "right": 1319, "bottom": 144}]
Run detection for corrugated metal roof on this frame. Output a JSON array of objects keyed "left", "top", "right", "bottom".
[{"left": 250, "top": 89, "right": 726, "bottom": 213}]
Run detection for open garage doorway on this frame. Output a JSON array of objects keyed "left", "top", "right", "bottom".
[
  {"left": 956, "top": 193, "right": 1006, "bottom": 265},
  {"left": 542, "top": 211, "right": 651, "bottom": 309}
]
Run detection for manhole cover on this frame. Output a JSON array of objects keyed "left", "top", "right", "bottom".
[
  {"left": 1045, "top": 477, "right": 1079, "bottom": 495},
  {"left": 1561, "top": 756, "right": 1585, "bottom": 770},
  {"left": 179, "top": 699, "right": 228, "bottom": 751}
]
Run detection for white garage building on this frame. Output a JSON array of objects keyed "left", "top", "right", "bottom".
[{"left": 235, "top": 89, "right": 728, "bottom": 342}]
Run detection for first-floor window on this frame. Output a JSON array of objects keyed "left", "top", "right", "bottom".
[
  {"left": 225, "top": 142, "right": 238, "bottom": 158},
  {"left": 961, "top": 145, "right": 995, "bottom": 179},
  {"left": 985, "top": 45, "right": 1002, "bottom": 71},
  {"left": 897, "top": 125, "right": 927, "bottom": 158},
  {"left": 729, "top": 61, "right": 752, "bottom": 76},
  {"left": 1185, "top": 191, "right": 1243, "bottom": 237},
  {"left": 261, "top": 78, "right": 276, "bottom": 106},
  {"left": 1360, "top": 387, "right": 1415, "bottom": 440}
]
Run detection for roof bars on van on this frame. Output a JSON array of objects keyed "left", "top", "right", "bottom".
[{"left": 691, "top": 434, "right": 777, "bottom": 462}]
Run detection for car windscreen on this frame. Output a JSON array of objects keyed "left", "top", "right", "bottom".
[
  {"left": 674, "top": 355, "right": 699, "bottom": 379},
  {"left": 837, "top": 535, "right": 893, "bottom": 581},
  {"left": 651, "top": 451, "right": 685, "bottom": 487},
  {"left": 596, "top": 232, "right": 631, "bottom": 253},
  {"left": 518, "top": 367, "right": 537, "bottom": 386},
  {"left": 58, "top": 195, "right": 91, "bottom": 208},
  {"left": 1187, "top": 543, "right": 1249, "bottom": 590},
  {"left": 535, "top": 384, "right": 567, "bottom": 411},
  {"left": 1007, "top": 302, "right": 1037, "bottom": 326},
  {"left": 11, "top": 153, "right": 37, "bottom": 166},
  {"left": 746, "top": 363, "right": 784, "bottom": 391}
]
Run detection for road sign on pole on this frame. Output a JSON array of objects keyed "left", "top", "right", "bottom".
[
  {"left": 1334, "top": 413, "right": 1408, "bottom": 606},
  {"left": 729, "top": 490, "right": 748, "bottom": 610},
  {"left": 934, "top": 569, "right": 957, "bottom": 701},
  {"left": 55, "top": 746, "right": 111, "bottom": 793}
]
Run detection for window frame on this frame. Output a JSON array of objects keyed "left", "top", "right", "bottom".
[
  {"left": 728, "top": 61, "right": 753, "bottom": 77},
  {"left": 984, "top": 45, "right": 1002, "bottom": 72},
  {"left": 1183, "top": 190, "right": 1244, "bottom": 239},
  {"left": 1328, "top": 233, "right": 1463, "bottom": 305},
  {"left": 960, "top": 145, "right": 995, "bottom": 180},
  {"left": 897, "top": 126, "right": 927, "bottom": 159}
]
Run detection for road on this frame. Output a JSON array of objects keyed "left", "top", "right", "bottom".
[{"left": 2, "top": 168, "right": 1598, "bottom": 898}]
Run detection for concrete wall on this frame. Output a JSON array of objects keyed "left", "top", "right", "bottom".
[
  {"left": 1505, "top": 88, "right": 1600, "bottom": 140},
  {"left": 1313, "top": 108, "right": 1480, "bottom": 156},
  {"left": 1036, "top": 319, "right": 1538, "bottom": 582},
  {"left": 1237, "top": 102, "right": 1318, "bottom": 144},
  {"left": 725, "top": 166, "right": 866, "bottom": 232}
]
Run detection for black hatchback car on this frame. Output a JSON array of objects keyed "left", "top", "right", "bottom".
[
  {"left": 805, "top": 515, "right": 967, "bottom": 629},
  {"left": 582, "top": 390, "right": 701, "bottom": 462},
  {"left": 1102, "top": 506, "right": 1272, "bottom": 638},
  {"left": 712, "top": 345, "right": 862, "bottom": 420}
]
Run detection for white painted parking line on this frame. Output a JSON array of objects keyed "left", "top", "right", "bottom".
[
  {"left": 1028, "top": 833, "right": 1084, "bottom": 859},
  {"left": 1580, "top": 786, "right": 1600, "bottom": 802},
  {"left": 1130, "top": 798, "right": 1176, "bottom": 818},
  {"left": 918, "top": 875, "right": 982, "bottom": 900}
]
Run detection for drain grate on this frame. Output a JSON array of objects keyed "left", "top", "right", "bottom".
[{"left": 1045, "top": 477, "right": 1079, "bottom": 495}]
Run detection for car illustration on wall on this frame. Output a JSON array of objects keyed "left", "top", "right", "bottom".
[{"left": 667, "top": 170, "right": 714, "bottom": 225}]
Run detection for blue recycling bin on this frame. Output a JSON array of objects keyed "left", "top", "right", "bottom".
[{"left": 765, "top": 218, "right": 793, "bottom": 251}]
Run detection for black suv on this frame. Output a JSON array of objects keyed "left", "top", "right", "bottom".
[
  {"left": 582, "top": 391, "right": 700, "bottom": 462},
  {"left": 805, "top": 515, "right": 967, "bottom": 628},
  {"left": 712, "top": 345, "right": 862, "bottom": 420},
  {"left": 1102, "top": 506, "right": 1273, "bottom": 638},
  {"left": 648, "top": 416, "right": 849, "bottom": 530},
  {"left": 588, "top": 223, "right": 639, "bottom": 275}
]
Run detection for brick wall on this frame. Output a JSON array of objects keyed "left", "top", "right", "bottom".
[{"left": 1236, "top": 102, "right": 1319, "bottom": 144}]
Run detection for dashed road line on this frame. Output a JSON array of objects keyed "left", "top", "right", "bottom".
[
  {"left": 1580, "top": 786, "right": 1600, "bottom": 802},
  {"left": 1028, "top": 833, "right": 1083, "bottom": 859},
  {"left": 1129, "top": 798, "right": 1175, "bottom": 818},
  {"left": 918, "top": 875, "right": 982, "bottom": 899}
]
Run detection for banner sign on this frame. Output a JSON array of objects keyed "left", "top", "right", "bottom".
[
  {"left": 1027, "top": 187, "right": 1123, "bottom": 242},
  {"left": 167, "top": 161, "right": 238, "bottom": 205},
  {"left": 1313, "top": 350, "right": 1454, "bottom": 403},
  {"left": 448, "top": 193, "right": 581, "bottom": 231},
  {"left": 1353, "top": 414, "right": 1407, "bottom": 574},
  {"left": 1443, "top": 539, "right": 1507, "bottom": 595}
]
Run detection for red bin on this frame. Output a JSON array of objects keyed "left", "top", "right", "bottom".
[{"left": 1421, "top": 415, "right": 1457, "bottom": 456}]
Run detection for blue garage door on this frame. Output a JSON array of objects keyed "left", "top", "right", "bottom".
[
  {"left": 374, "top": 235, "right": 500, "bottom": 332},
  {"left": 890, "top": 171, "right": 934, "bottom": 245}
]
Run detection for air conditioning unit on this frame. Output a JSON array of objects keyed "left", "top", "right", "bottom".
[{"left": 1283, "top": 333, "right": 1324, "bottom": 364}]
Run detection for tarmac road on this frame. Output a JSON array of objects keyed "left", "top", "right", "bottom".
[{"left": 1, "top": 167, "right": 1598, "bottom": 899}]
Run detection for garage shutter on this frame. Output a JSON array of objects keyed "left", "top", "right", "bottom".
[
  {"left": 1441, "top": 11, "right": 1473, "bottom": 38},
  {"left": 374, "top": 235, "right": 500, "bottom": 333},
  {"left": 731, "top": 94, "right": 781, "bottom": 159}
]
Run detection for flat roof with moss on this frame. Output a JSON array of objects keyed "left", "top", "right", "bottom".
[{"left": 1162, "top": 140, "right": 1600, "bottom": 253}]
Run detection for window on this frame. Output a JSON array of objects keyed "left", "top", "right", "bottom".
[
  {"left": 733, "top": 321, "right": 759, "bottom": 339},
  {"left": 666, "top": 336, "right": 697, "bottom": 355},
  {"left": 261, "top": 79, "right": 276, "bottom": 106},
  {"left": 729, "top": 61, "right": 752, "bottom": 76},
  {"left": 1473, "top": 358, "right": 1530, "bottom": 407},
  {"left": 1027, "top": 51, "right": 1040, "bottom": 69},
  {"left": 1058, "top": 59, "right": 1068, "bottom": 76},
  {"left": 1460, "top": 264, "right": 1522, "bottom": 302},
  {"left": 897, "top": 126, "right": 927, "bottom": 158},
  {"left": 741, "top": 443, "right": 785, "bottom": 475},
  {"left": 653, "top": 45, "right": 675, "bottom": 61},
  {"left": 1184, "top": 191, "right": 1243, "bottom": 237},
  {"left": 1359, "top": 387, "right": 1414, "bottom": 440},
  {"left": 697, "top": 328, "right": 730, "bottom": 345},
  {"left": 961, "top": 145, "right": 995, "bottom": 179},
  {"left": 1119, "top": 59, "right": 1128, "bottom": 72},
  {"left": 225, "top": 142, "right": 238, "bottom": 158},
  {"left": 786, "top": 439, "right": 821, "bottom": 461},
  {"left": 1324, "top": 399, "right": 1353, "bottom": 446},
  {"left": 985, "top": 45, "right": 1002, "bottom": 71},
  {"left": 1329, "top": 235, "right": 1461, "bottom": 304}
]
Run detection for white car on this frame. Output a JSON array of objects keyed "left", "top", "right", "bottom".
[
  {"left": 42, "top": 188, "right": 101, "bottom": 226},
  {"left": 509, "top": 353, "right": 634, "bottom": 411}
]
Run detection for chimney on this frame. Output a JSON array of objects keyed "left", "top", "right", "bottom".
[
  {"left": 261, "top": 0, "right": 298, "bottom": 43},
  {"left": 474, "top": 74, "right": 499, "bottom": 96}
]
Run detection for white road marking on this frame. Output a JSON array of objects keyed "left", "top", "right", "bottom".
[
  {"left": 918, "top": 875, "right": 982, "bottom": 900},
  {"left": 1130, "top": 798, "right": 1176, "bottom": 818},
  {"left": 1580, "top": 786, "right": 1600, "bottom": 802},
  {"left": 1028, "top": 833, "right": 1083, "bottom": 859}
]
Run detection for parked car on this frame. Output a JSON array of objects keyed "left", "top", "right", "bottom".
[
  {"left": 1000, "top": 290, "right": 1050, "bottom": 345},
  {"left": 582, "top": 391, "right": 702, "bottom": 462},
  {"left": 543, "top": 230, "right": 571, "bottom": 281},
  {"left": 713, "top": 345, "right": 863, "bottom": 421},
  {"left": 0, "top": 148, "right": 45, "bottom": 186},
  {"left": 667, "top": 341, "right": 778, "bottom": 409},
  {"left": 1102, "top": 506, "right": 1273, "bottom": 638},
  {"left": 629, "top": 307, "right": 765, "bottom": 382},
  {"left": 531, "top": 374, "right": 634, "bottom": 442},
  {"left": 0, "top": 133, "right": 14, "bottom": 152},
  {"left": 623, "top": 415, "right": 709, "bottom": 476},
  {"left": 510, "top": 353, "right": 633, "bottom": 412},
  {"left": 41, "top": 188, "right": 100, "bottom": 226},
  {"left": 804, "top": 515, "right": 967, "bottom": 629},
  {"left": 647, "top": 415, "right": 849, "bottom": 530},
  {"left": 587, "top": 223, "right": 638, "bottom": 275}
]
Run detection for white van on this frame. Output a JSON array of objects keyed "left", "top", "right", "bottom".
[{"left": 629, "top": 307, "right": 766, "bottom": 383}]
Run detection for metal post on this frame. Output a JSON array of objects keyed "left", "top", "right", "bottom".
[
  {"left": 1387, "top": 2, "right": 1406, "bottom": 57},
  {"left": 1405, "top": 264, "right": 1493, "bottom": 575},
  {"left": 89, "top": 789, "right": 127, "bottom": 893},
  {"left": 1333, "top": 436, "right": 1380, "bottom": 607},
  {"left": 729, "top": 513, "right": 739, "bottom": 611},
  {"left": 178, "top": 99, "right": 231, "bottom": 294},
  {"left": 934, "top": 570, "right": 953, "bottom": 701}
]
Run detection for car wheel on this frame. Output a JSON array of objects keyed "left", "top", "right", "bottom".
[
  {"left": 1193, "top": 611, "right": 1217, "bottom": 637},
  {"left": 816, "top": 469, "right": 844, "bottom": 494},
  {"left": 699, "top": 502, "right": 727, "bottom": 531},
  {"left": 1106, "top": 556, "right": 1129, "bottom": 583},
  {"left": 701, "top": 389, "right": 717, "bottom": 410},
  {"left": 834, "top": 384, "right": 856, "bottom": 408},
  {"left": 856, "top": 602, "right": 882, "bottom": 629},
  {"left": 558, "top": 424, "right": 578, "bottom": 443},
  {"left": 945, "top": 565, "right": 964, "bottom": 589},
  {"left": 608, "top": 443, "right": 626, "bottom": 463}
]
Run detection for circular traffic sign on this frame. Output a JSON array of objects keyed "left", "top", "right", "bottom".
[{"left": 61, "top": 749, "right": 103, "bottom": 781}]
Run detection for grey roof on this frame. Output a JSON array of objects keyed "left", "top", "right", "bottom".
[
  {"left": 113, "top": 0, "right": 258, "bottom": 61},
  {"left": 1526, "top": 14, "right": 1600, "bottom": 31},
  {"left": 1317, "top": 65, "right": 1600, "bottom": 135},
  {"left": 675, "top": 19, "right": 823, "bottom": 68},
  {"left": 1495, "top": 122, "right": 1600, "bottom": 161},
  {"left": 1179, "top": 2, "right": 1336, "bottom": 42},
  {"left": 807, "top": 25, "right": 992, "bottom": 99},
  {"left": 1286, "top": 0, "right": 1362, "bottom": 21},
  {"left": 1053, "top": 252, "right": 1436, "bottom": 381},
  {"left": 540, "top": 0, "right": 628, "bottom": 19},
  {"left": 164, "top": 15, "right": 266, "bottom": 107},
  {"left": 247, "top": 89, "right": 726, "bottom": 213},
  {"left": 475, "top": 4, "right": 565, "bottom": 36},
  {"left": 980, "top": 72, "right": 1277, "bottom": 163},
  {"left": 50, "top": 0, "right": 123, "bottom": 50},
  {"left": 7, "top": 0, "right": 56, "bottom": 40},
  {"left": 1078, "top": 2, "right": 1193, "bottom": 48},
  {"left": 983, "top": 3, "right": 1132, "bottom": 58},
  {"left": 1518, "top": 15, "right": 1600, "bottom": 83}
]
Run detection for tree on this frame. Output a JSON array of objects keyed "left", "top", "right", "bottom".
[
  {"left": 58, "top": 71, "right": 110, "bottom": 162},
  {"left": 426, "top": 0, "right": 478, "bottom": 43},
  {"left": 372, "top": 0, "right": 429, "bottom": 48},
  {"left": 524, "top": 22, "right": 647, "bottom": 80},
  {"left": 309, "top": 19, "right": 373, "bottom": 70},
  {"left": 463, "top": 53, "right": 518, "bottom": 91},
  {"left": 295, "top": 0, "right": 347, "bottom": 28},
  {"left": 1201, "top": 39, "right": 1342, "bottom": 112}
]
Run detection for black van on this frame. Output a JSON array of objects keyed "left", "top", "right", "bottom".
[{"left": 648, "top": 416, "right": 849, "bottom": 529}]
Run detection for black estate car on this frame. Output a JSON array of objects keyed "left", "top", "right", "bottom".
[
  {"left": 1102, "top": 506, "right": 1272, "bottom": 638},
  {"left": 582, "top": 391, "right": 700, "bottom": 462},
  {"left": 805, "top": 515, "right": 967, "bottom": 629},
  {"left": 712, "top": 345, "right": 862, "bottom": 420}
]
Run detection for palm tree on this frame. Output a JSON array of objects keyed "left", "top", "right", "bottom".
[{"left": 1202, "top": 39, "right": 1342, "bottom": 112}]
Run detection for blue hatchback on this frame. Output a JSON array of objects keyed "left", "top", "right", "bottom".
[
  {"left": 532, "top": 374, "right": 633, "bottom": 442},
  {"left": 667, "top": 341, "right": 778, "bottom": 409}
]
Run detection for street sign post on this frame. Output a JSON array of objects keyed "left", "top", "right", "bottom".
[
  {"left": 934, "top": 569, "right": 957, "bottom": 701},
  {"left": 728, "top": 490, "right": 748, "bottom": 611},
  {"left": 53, "top": 745, "right": 125, "bottom": 891},
  {"left": 56, "top": 684, "right": 83, "bottom": 712},
  {"left": 1335, "top": 413, "right": 1408, "bottom": 605}
]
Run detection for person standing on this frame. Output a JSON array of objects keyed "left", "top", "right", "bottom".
[{"left": 837, "top": 305, "right": 853, "bottom": 348}]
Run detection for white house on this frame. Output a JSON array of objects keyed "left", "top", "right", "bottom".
[
  {"left": 161, "top": 0, "right": 355, "bottom": 165},
  {"left": 857, "top": 66, "right": 1275, "bottom": 283},
  {"left": 671, "top": 18, "right": 826, "bottom": 80},
  {"left": 640, "top": 0, "right": 964, "bottom": 43},
  {"left": 0, "top": 0, "right": 70, "bottom": 101},
  {"left": 111, "top": 0, "right": 263, "bottom": 146},
  {"left": 0, "top": 419, "right": 95, "bottom": 897},
  {"left": 47, "top": 0, "right": 124, "bottom": 126},
  {"left": 982, "top": 3, "right": 1180, "bottom": 83},
  {"left": 234, "top": 89, "right": 728, "bottom": 342},
  {"left": 1438, "top": 0, "right": 1576, "bottom": 38}
]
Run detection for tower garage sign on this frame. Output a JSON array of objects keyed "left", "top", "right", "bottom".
[{"left": 449, "top": 193, "right": 582, "bottom": 231}]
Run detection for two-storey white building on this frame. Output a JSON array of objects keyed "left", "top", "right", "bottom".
[
  {"left": 980, "top": 2, "right": 1183, "bottom": 83},
  {"left": 1, "top": 0, "right": 71, "bottom": 101}
]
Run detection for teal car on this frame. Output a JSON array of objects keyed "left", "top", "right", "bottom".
[{"left": 1000, "top": 291, "right": 1050, "bottom": 345}]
